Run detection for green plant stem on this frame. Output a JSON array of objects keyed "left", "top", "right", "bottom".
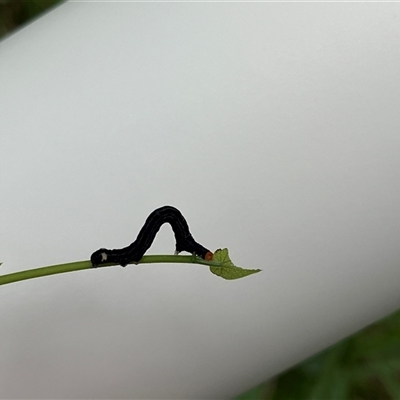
[{"left": 0, "top": 255, "right": 223, "bottom": 287}]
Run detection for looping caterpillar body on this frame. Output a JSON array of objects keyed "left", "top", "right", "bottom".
[{"left": 90, "top": 206, "right": 213, "bottom": 267}]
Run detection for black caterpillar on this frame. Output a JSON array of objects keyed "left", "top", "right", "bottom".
[{"left": 90, "top": 205, "right": 213, "bottom": 267}]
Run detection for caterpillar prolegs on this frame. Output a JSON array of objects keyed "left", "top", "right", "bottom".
[{"left": 90, "top": 206, "right": 213, "bottom": 267}]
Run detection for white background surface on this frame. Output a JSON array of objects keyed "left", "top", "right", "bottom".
[{"left": 1, "top": 2, "right": 400, "bottom": 398}]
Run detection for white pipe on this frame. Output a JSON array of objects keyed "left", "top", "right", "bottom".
[{"left": 1, "top": 2, "right": 399, "bottom": 398}]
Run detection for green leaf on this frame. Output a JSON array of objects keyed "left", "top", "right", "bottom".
[{"left": 209, "top": 248, "right": 261, "bottom": 280}]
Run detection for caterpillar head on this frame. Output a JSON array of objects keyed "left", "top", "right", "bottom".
[{"left": 90, "top": 248, "right": 109, "bottom": 268}]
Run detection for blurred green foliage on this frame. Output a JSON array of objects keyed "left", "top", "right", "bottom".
[
  {"left": 236, "top": 309, "right": 400, "bottom": 400},
  {"left": 0, "top": 0, "right": 62, "bottom": 40},
  {"left": 1, "top": 2, "right": 399, "bottom": 399}
]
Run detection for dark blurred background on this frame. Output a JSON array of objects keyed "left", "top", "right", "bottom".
[
  {"left": 0, "top": 0, "right": 61, "bottom": 39},
  {"left": 1, "top": 2, "right": 399, "bottom": 398}
]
